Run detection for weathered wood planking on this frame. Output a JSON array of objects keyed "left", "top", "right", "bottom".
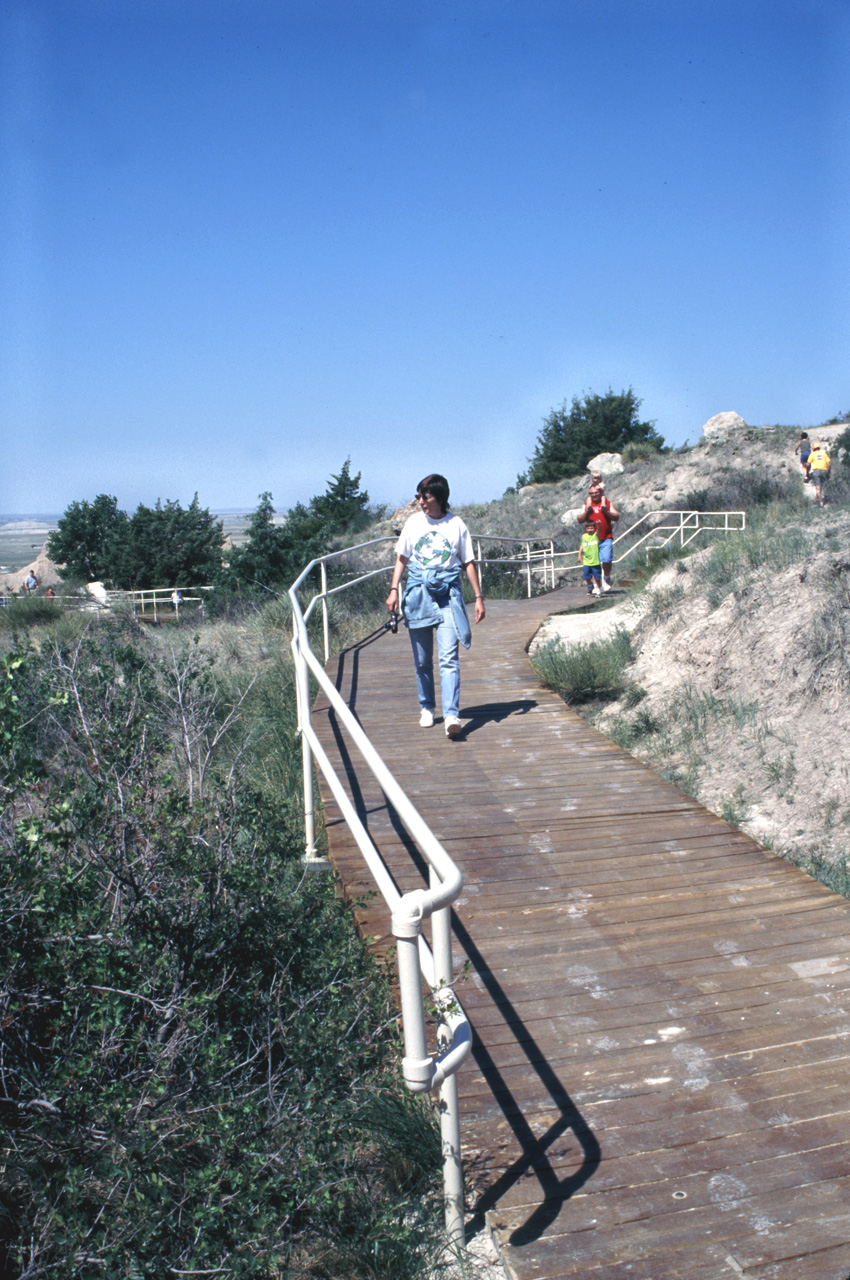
[{"left": 311, "top": 586, "right": 850, "bottom": 1280}]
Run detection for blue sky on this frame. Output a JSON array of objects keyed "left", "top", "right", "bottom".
[{"left": 2, "top": 0, "right": 847, "bottom": 516}]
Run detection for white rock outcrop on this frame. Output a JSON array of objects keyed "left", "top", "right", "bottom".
[
  {"left": 701, "top": 412, "right": 748, "bottom": 442},
  {"left": 587, "top": 451, "right": 624, "bottom": 476},
  {"left": 560, "top": 508, "right": 587, "bottom": 526},
  {"left": 391, "top": 499, "right": 418, "bottom": 531}
]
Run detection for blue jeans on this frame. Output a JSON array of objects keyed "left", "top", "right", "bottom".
[{"left": 408, "top": 603, "right": 461, "bottom": 718}]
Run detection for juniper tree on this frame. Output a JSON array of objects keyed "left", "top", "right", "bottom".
[{"left": 520, "top": 388, "right": 663, "bottom": 485}]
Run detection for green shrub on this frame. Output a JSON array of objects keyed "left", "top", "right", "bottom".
[
  {"left": 719, "top": 793, "right": 750, "bottom": 827},
  {"left": 620, "top": 439, "right": 663, "bottom": 463},
  {"left": 532, "top": 627, "right": 635, "bottom": 703},
  {"left": 0, "top": 631, "right": 443, "bottom": 1278},
  {"left": 0, "top": 596, "right": 63, "bottom": 630},
  {"left": 810, "top": 855, "right": 850, "bottom": 898}
]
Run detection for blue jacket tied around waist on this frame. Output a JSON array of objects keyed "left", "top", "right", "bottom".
[{"left": 401, "top": 562, "right": 472, "bottom": 648}]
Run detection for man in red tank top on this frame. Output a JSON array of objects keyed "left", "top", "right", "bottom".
[{"left": 577, "top": 483, "right": 620, "bottom": 591}]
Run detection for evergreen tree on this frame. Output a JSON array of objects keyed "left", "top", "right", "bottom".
[
  {"left": 227, "top": 462, "right": 371, "bottom": 591},
  {"left": 46, "top": 494, "right": 128, "bottom": 583},
  {"left": 47, "top": 494, "right": 223, "bottom": 588},
  {"left": 113, "top": 496, "right": 224, "bottom": 589},
  {"left": 520, "top": 388, "right": 664, "bottom": 485},
  {"left": 310, "top": 458, "right": 371, "bottom": 534}
]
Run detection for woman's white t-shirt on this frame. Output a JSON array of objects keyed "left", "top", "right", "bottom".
[{"left": 396, "top": 512, "right": 474, "bottom": 572}]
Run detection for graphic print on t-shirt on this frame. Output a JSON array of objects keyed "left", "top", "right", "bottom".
[{"left": 414, "top": 530, "right": 453, "bottom": 567}]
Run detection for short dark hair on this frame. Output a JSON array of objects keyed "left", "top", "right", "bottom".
[{"left": 416, "top": 473, "right": 450, "bottom": 513}]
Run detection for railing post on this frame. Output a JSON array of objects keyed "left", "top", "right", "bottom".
[
  {"left": 439, "top": 1069, "right": 464, "bottom": 1244},
  {"left": 393, "top": 895, "right": 431, "bottom": 1094},
  {"left": 430, "top": 865, "right": 465, "bottom": 1242},
  {"left": 293, "top": 621, "right": 323, "bottom": 869},
  {"left": 526, "top": 543, "right": 532, "bottom": 598},
  {"left": 320, "top": 562, "right": 330, "bottom": 664},
  {"left": 476, "top": 539, "right": 482, "bottom": 592}
]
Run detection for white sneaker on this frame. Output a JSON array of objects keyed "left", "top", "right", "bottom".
[
  {"left": 592, "top": 587, "right": 601, "bottom": 596},
  {"left": 419, "top": 708, "right": 434, "bottom": 728},
  {"left": 602, "top": 580, "right": 612, "bottom": 592},
  {"left": 445, "top": 715, "right": 462, "bottom": 738}
]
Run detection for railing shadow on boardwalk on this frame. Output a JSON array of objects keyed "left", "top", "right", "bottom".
[
  {"left": 455, "top": 906, "right": 601, "bottom": 1246},
  {"left": 320, "top": 630, "right": 602, "bottom": 1248}
]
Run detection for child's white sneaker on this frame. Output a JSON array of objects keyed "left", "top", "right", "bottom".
[
  {"left": 419, "top": 708, "right": 435, "bottom": 727},
  {"left": 445, "top": 716, "right": 462, "bottom": 738}
]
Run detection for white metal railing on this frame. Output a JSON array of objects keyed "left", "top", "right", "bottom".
[
  {"left": 0, "top": 585, "right": 214, "bottom": 617},
  {"left": 289, "top": 544, "right": 470, "bottom": 1243},
  {"left": 473, "top": 535, "right": 557, "bottom": 595},
  {"left": 125, "top": 586, "right": 210, "bottom": 621},
  {"left": 611, "top": 508, "right": 746, "bottom": 559},
  {"left": 522, "top": 509, "right": 747, "bottom": 581}
]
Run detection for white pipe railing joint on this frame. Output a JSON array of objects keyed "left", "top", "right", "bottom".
[{"left": 392, "top": 890, "right": 429, "bottom": 938}]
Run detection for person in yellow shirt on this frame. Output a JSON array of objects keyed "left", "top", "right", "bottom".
[
  {"left": 577, "top": 521, "right": 602, "bottom": 596},
  {"left": 808, "top": 443, "right": 830, "bottom": 507}
]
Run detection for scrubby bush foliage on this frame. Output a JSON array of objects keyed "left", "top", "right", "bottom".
[
  {"left": 684, "top": 473, "right": 804, "bottom": 512},
  {"left": 519, "top": 388, "right": 663, "bottom": 486},
  {"left": 532, "top": 628, "right": 636, "bottom": 703},
  {"left": 0, "top": 627, "right": 441, "bottom": 1279},
  {"left": 0, "top": 597, "right": 63, "bottom": 632}
]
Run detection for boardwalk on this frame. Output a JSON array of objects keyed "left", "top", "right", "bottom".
[{"left": 312, "top": 588, "right": 850, "bottom": 1280}]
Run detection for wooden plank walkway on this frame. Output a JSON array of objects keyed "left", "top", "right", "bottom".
[{"left": 312, "top": 586, "right": 850, "bottom": 1280}]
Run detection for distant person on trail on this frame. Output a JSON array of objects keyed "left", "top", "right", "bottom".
[
  {"left": 795, "top": 432, "right": 812, "bottom": 481},
  {"left": 578, "top": 521, "right": 602, "bottom": 596},
  {"left": 577, "top": 483, "right": 619, "bottom": 592},
  {"left": 385, "top": 473, "right": 485, "bottom": 739},
  {"left": 45, "top": 586, "right": 56, "bottom": 599},
  {"left": 22, "top": 570, "right": 39, "bottom": 593},
  {"left": 808, "top": 443, "right": 831, "bottom": 507}
]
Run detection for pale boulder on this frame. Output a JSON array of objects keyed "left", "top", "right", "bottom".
[
  {"left": 587, "top": 451, "right": 624, "bottom": 476},
  {"left": 701, "top": 412, "right": 748, "bottom": 442}
]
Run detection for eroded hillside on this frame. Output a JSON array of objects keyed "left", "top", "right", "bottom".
[{"left": 529, "top": 460, "right": 850, "bottom": 883}]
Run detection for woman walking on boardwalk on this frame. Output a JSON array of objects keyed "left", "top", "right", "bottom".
[{"left": 385, "top": 474, "right": 485, "bottom": 738}]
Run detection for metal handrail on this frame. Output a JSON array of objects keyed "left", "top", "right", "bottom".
[
  {"left": 542, "top": 509, "right": 747, "bottom": 577},
  {"left": 611, "top": 508, "right": 746, "bottom": 559},
  {"left": 473, "top": 534, "right": 557, "bottom": 594},
  {"left": 288, "top": 550, "right": 471, "bottom": 1242},
  {"left": 124, "top": 586, "right": 210, "bottom": 622}
]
